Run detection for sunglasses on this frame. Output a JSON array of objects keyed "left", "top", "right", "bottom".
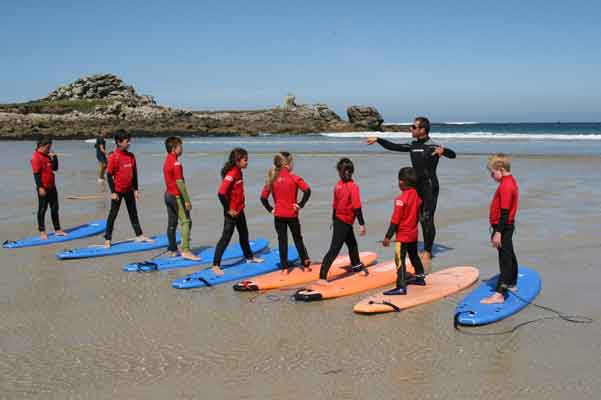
[{"left": 410, "top": 124, "right": 423, "bottom": 130}]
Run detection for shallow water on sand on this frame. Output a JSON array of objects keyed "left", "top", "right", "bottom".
[{"left": 1, "top": 137, "right": 600, "bottom": 399}]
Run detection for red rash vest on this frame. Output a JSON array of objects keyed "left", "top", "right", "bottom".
[
  {"left": 260, "top": 167, "right": 310, "bottom": 218},
  {"left": 489, "top": 175, "right": 519, "bottom": 226},
  {"left": 107, "top": 148, "right": 137, "bottom": 193},
  {"left": 332, "top": 179, "right": 362, "bottom": 225},
  {"left": 163, "top": 153, "right": 184, "bottom": 196},
  {"left": 218, "top": 166, "right": 245, "bottom": 213},
  {"left": 390, "top": 188, "right": 422, "bottom": 243},
  {"left": 31, "top": 150, "right": 55, "bottom": 189}
]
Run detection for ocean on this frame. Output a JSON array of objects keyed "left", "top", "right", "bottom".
[{"left": 321, "top": 122, "right": 601, "bottom": 156}]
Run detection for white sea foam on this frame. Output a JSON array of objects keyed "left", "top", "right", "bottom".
[{"left": 320, "top": 131, "right": 601, "bottom": 141}]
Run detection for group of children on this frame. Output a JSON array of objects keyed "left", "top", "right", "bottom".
[{"left": 31, "top": 123, "right": 519, "bottom": 304}]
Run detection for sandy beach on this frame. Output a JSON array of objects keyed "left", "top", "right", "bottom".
[{"left": 0, "top": 137, "right": 599, "bottom": 399}]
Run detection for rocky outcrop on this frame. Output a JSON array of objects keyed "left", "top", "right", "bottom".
[
  {"left": 346, "top": 106, "right": 383, "bottom": 131},
  {"left": 44, "top": 74, "right": 155, "bottom": 105},
  {"left": 0, "top": 74, "right": 389, "bottom": 139}
]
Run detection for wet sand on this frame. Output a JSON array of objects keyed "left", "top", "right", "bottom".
[{"left": 0, "top": 138, "right": 599, "bottom": 399}]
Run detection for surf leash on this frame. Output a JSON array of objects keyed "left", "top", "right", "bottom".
[
  {"left": 248, "top": 287, "right": 301, "bottom": 304},
  {"left": 453, "top": 290, "right": 593, "bottom": 336}
]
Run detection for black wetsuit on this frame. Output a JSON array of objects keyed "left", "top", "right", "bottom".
[
  {"left": 376, "top": 137, "right": 456, "bottom": 253},
  {"left": 95, "top": 137, "right": 107, "bottom": 164}
]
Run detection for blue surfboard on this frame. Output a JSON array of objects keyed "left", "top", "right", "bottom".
[
  {"left": 123, "top": 237, "right": 270, "bottom": 272},
  {"left": 171, "top": 246, "right": 299, "bottom": 289},
  {"left": 56, "top": 233, "right": 180, "bottom": 260},
  {"left": 454, "top": 266, "right": 541, "bottom": 326},
  {"left": 3, "top": 220, "right": 107, "bottom": 249}
]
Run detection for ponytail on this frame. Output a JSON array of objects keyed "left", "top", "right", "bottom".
[
  {"left": 337, "top": 158, "right": 354, "bottom": 182},
  {"left": 266, "top": 152, "right": 292, "bottom": 186},
  {"left": 221, "top": 147, "right": 248, "bottom": 178}
]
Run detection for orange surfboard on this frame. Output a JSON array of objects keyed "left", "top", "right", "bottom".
[
  {"left": 233, "top": 252, "right": 378, "bottom": 291},
  {"left": 294, "top": 259, "right": 414, "bottom": 301},
  {"left": 353, "top": 266, "right": 479, "bottom": 314}
]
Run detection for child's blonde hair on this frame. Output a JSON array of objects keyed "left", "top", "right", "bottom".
[
  {"left": 266, "top": 152, "right": 293, "bottom": 186},
  {"left": 487, "top": 153, "right": 511, "bottom": 172}
]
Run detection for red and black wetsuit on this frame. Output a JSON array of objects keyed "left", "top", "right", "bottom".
[
  {"left": 385, "top": 188, "right": 425, "bottom": 288},
  {"left": 31, "top": 150, "right": 60, "bottom": 232},
  {"left": 104, "top": 148, "right": 143, "bottom": 241},
  {"left": 490, "top": 175, "right": 519, "bottom": 293},
  {"left": 260, "top": 166, "right": 311, "bottom": 268},
  {"left": 319, "top": 179, "right": 365, "bottom": 280},
  {"left": 213, "top": 166, "right": 254, "bottom": 266},
  {"left": 376, "top": 137, "right": 456, "bottom": 254}
]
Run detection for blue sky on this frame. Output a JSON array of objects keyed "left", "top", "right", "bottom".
[{"left": 2, "top": 0, "right": 600, "bottom": 122}]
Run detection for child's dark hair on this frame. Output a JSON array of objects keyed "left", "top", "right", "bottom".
[
  {"left": 114, "top": 130, "right": 131, "bottom": 144},
  {"left": 221, "top": 147, "right": 248, "bottom": 178},
  {"left": 337, "top": 158, "right": 354, "bottom": 182},
  {"left": 165, "top": 136, "right": 183, "bottom": 153},
  {"left": 36, "top": 136, "right": 52, "bottom": 148},
  {"left": 398, "top": 167, "right": 417, "bottom": 187}
]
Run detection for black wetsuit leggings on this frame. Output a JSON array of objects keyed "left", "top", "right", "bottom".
[
  {"left": 274, "top": 217, "right": 309, "bottom": 269},
  {"left": 418, "top": 180, "right": 439, "bottom": 254},
  {"left": 493, "top": 225, "right": 518, "bottom": 293},
  {"left": 104, "top": 191, "right": 143, "bottom": 241},
  {"left": 395, "top": 242, "right": 425, "bottom": 289},
  {"left": 319, "top": 218, "right": 361, "bottom": 280},
  {"left": 37, "top": 187, "right": 61, "bottom": 232},
  {"left": 213, "top": 211, "right": 254, "bottom": 266}
]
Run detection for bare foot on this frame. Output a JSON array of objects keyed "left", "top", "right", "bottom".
[
  {"left": 480, "top": 293, "right": 505, "bottom": 304},
  {"left": 40, "top": 231, "right": 48, "bottom": 240},
  {"left": 166, "top": 251, "right": 179, "bottom": 257},
  {"left": 104, "top": 240, "right": 111, "bottom": 248},
  {"left": 508, "top": 286, "right": 518, "bottom": 293},
  {"left": 211, "top": 266, "right": 225, "bottom": 276},
  {"left": 181, "top": 251, "right": 201, "bottom": 261},
  {"left": 55, "top": 230, "right": 67, "bottom": 236},
  {"left": 247, "top": 256, "right": 264, "bottom": 263},
  {"left": 315, "top": 279, "right": 332, "bottom": 286},
  {"left": 419, "top": 251, "right": 432, "bottom": 274},
  {"left": 136, "top": 235, "right": 155, "bottom": 243},
  {"left": 303, "top": 260, "right": 312, "bottom": 271}
]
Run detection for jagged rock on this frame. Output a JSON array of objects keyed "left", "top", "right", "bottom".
[
  {"left": 347, "top": 105, "right": 383, "bottom": 131},
  {"left": 1, "top": 81, "right": 371, "bottom": 138},
  {"left": 43, "top": 74, "right": 156, "bottom": 106}
]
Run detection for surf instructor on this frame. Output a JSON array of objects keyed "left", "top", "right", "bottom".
[{"left": 366, "top": 116, "right": 456, "bottom": 271}]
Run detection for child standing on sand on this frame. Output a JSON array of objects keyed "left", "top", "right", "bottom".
[
  {"left": 103, "top": 131, "right": 153, "bottom": 248},
  {"left": 211, "top": 148, "right": 263, "bottom": 276},
  {"left": 95, "top": 129, "right": 108, "bottom": 183},
  {"left": 31, "top": 137, "right": 67, "bottom": 240},
  {"left": 163, "top": 136, "right": 199, "bottom": 261},
  {"left": 317, "top": 158, "right": 366, "bottom": 284},
  {"left": 481, "top": 153, "right": 520, "bottom": 304},
  {"left": 382, "top": 167, "right": 425, "bottom": 295},
  {"left": 260, "top": 152, "right": 312, "bottom": 271}
]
